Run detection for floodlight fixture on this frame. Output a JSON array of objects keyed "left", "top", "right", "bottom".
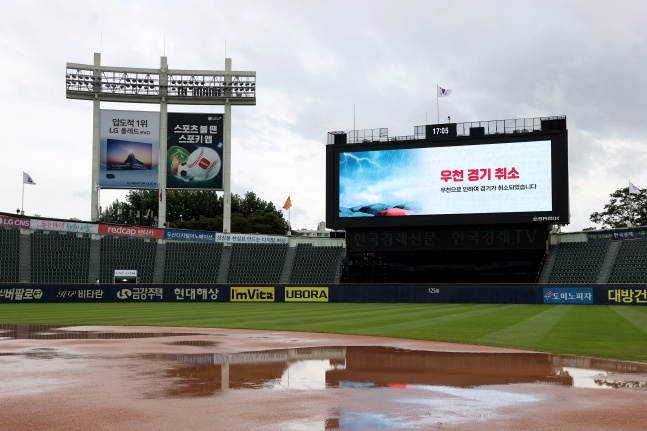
[{"left": 66, "top": 53, "right": 256, "bottom": 234}]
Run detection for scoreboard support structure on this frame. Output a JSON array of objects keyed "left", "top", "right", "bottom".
[{"left": 326, "top": 116, "right": 568, "bottom": 284}]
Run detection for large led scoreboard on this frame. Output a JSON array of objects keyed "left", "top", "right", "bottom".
[{"left": 326, "top": 117, "right": 569, "bottom": 229}]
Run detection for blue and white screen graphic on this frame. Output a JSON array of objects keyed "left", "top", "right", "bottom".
[{"left": 339, "top": 141, "right": 552, "bottom": 218}]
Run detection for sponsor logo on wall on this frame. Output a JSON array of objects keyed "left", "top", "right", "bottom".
[
  {"left": 285, "top": 287, "right": 329, "bottom": 302},
  {"left": 543, "top": 287, "right": 593, "bottom": 304},
  {"left": 230, "top": 287, "right": 275, "bottom": 302}
]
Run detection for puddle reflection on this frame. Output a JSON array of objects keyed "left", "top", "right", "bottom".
[
  {"left": 145, "top": 345, "right": 647, "bottom": 398},
  {"left": 140, "top": 346, "right": 647, "bottom": 430},
  {"left": 2, "top": 324, "right": 646, "bottom": 395}
]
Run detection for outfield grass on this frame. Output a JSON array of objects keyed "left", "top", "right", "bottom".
[{"left": 1, "top": 303, "right": 646, "bottom": 363}]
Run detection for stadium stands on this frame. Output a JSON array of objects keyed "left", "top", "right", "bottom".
[
  {"left": 608, "top": 239, "right": 647, "bottom": 283},
  {"left": 289, "top": 243, "right": 343, "bottom": 284},
  {"left": 6, "top": 215, "right": 647, "bottom": 286},
  {"left": 99, "top": 236, "right": 157, "bottom": 283},
  {"left": 226, "top": 243, "right": 288, "bottom": 283},
  {"left": 163, "top": 242, "right": 223, "bottom": 283},
  {"left": 547, "top": 240, "right": 611, "bottom": 283},
  {"left": 30, "top": 230, "right": 91, "bottom": 283},
  {"left": 0, "top": 227, "right": 21, "bottom": 283}
]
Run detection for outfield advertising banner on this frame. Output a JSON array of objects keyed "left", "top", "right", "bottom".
[
  {"left": 607, "top": 288, "right": 647, "bottom": 304},
  {"left": 99, "top": 109, "right": 160, "bottom": 189},
  {"left": 30, "top": 219, "right": 98, "bottom": 234},
  {"left": 543, "top": 287, "right": 593, "bottom": 304},
  {"left": 0, "top": 213, "right": 288, "bottom": 244},
  {"left": 167, "top": 113, "right": 224, "bottom": 190},
  {"left": 98, "top": 224, "right": 164, "bottom": 239},
  {"left": 230, "top": 287, "right": 275, "bottom": 302},
  {"left": 0, "top": 284, "right": 644, "bottom": 305},
  {"left": 0, "top": 285, "right": 226, "bottom": 302},
  {"left": 215, "top": 233, "right": 289, "bottom": 244},
  {"left": 0, "top": 215, "right": 31, "bottom": 229},
  {"left": 285, "top": 287, "right": 329, "bottom": 302},
  {"left": 112, "top": 285, "right": 222, "bottom": 302},
  {"left": 164, "top": 229, "right": 217, "bottom": 242}
]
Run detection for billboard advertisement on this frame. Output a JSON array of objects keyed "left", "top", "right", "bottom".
[
  {"left": 99, "top": 110, "right": 160, "bottom": 189},
  {"left": 543, "top": 287, "right": 593, "bottom": 304},
  {"left": 166, "top": 113, "right": 224, "bottom": 190},
  {"left": 98, "top": 224, "right": 164, "bottom": 239},
  {"left": 230, "top": 287, "right": 275, "bottom": 302},
  {"left": 326, "top": 131, "right": 569, "bottom": 228},
  {"left": 164, "top": 229, "right": 217, "bottom": 242},
  {"left": 0, "top": 215, "right": 31, "bottom": 229},
  {"left": 285, "top": 287, "right": 329, "bottom": 302},
  {"left": 30, "top": 219, "right": 98, "bottom": 234},
  {"left": 0, "top": 283, "right": 644, "bottom": 305}
]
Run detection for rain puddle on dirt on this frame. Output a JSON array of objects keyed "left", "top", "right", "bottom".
[
  {"left": 146, "top": 346, "right": 647, "bottom": 394},
  {"left": 0, "top": 324, "right": 204, "bottom": 340},
  {"left": 2, "top": 325, "right": 647, "bottom": 430},
  {"left": 1, "top": 324, "right": 646, "bottom": 393}
]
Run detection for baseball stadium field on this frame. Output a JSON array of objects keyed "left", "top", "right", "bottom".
[{"left": 2, "top": 302, "right": 646, "bottom": 363}]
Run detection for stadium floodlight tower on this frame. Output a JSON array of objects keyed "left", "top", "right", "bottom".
[{"left": 65, "top": 53, "right": 256, "bottom": 233}]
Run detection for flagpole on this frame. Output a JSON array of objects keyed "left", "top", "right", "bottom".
[
  {"left": 436, "top": 85, "right": 439, "bottom": 124},
  {"left": 288, "top": 194, "right": 291, "bottom": 235},
  {"left": 628, "top": 181, "right": 641, "bottom": 226},
  {"left": 21, "top": 182, "right": 25, "bottom": 215},
  {"left": 283, "top": 195, "right": 292, "bottom": 235}
]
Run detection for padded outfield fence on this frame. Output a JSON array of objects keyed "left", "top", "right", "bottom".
[{"left": 0, "top": 283, "right": 644, "bottom": 305}]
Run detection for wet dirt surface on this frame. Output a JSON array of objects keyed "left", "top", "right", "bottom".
[{"left": 1, "top": 325, "right": 646, "bottom": 430}]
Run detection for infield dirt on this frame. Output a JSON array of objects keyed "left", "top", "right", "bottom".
[{"left": 1, "top": 325, "right": 646, "bottom": 431}]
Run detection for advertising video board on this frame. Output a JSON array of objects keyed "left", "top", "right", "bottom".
[{"left": 326, "top": 131, "right": 569, "bottom": 228}]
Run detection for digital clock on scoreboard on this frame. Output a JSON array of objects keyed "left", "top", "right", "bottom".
[{"left": 427, "top": 123, "right": 457, "bottom": 140}]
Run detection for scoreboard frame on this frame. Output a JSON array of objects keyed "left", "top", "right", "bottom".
[{"left": 326, "top": 126, "right": 569, "bottom": 229}]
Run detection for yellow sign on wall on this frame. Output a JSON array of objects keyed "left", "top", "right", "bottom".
[
  {"left": 230, "top": 287, "right": 275, "bottom": 302},
  {"left": 285, "top": 287, "right": 329, "bottom": 302}
]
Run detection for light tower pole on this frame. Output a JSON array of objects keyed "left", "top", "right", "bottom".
[
  {"left": 65, "top": 54, "right": 255, "bottom": 233},
  {"left": 223, "top": 58, "right": 233, "bottom": 232}
]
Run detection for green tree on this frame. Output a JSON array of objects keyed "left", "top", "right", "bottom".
[
  {"left": 590, "top": 185, "right": 646, "bottom": 229},
  {"left": 99, "top": 190, "right": 288, "bottom": 234}
]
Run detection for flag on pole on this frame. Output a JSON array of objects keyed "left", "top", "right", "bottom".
[
  {"left": 282, "top": 195, "right": 292, "bottom": 210},
  {"left": 23, "top": 172, "right": 36, "bottom": 185},
  {"left": 437, "top": 85, "right": 452, "bottom": 97},
  {"left": 160, "top": 190, "right": 163, "bottom": 202},
  {"left": 629, "top": 181, "right": 641, "bottom": 195},
  {"left": 94, "top": 182, "right": 101, "bottom": 191}
]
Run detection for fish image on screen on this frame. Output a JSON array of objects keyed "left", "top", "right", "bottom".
[{"left": 106, "top": 139, "right": 153, "bottom": 171}]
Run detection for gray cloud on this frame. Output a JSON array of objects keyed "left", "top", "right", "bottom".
[{"left": 1, "top": 0, "right": 645, "bottom": 231}]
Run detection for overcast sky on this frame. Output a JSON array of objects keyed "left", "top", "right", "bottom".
[{"left": 2, "top": 0, "right": 645, "bottom": 232}]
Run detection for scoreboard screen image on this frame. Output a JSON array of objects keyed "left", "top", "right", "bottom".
[{"left": 326, "top": 131, "right": 569, "bottom": 228}]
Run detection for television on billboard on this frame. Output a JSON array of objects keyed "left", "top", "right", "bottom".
[{"left": 99, "top": 110, "right": 160, "bottom": 189}]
